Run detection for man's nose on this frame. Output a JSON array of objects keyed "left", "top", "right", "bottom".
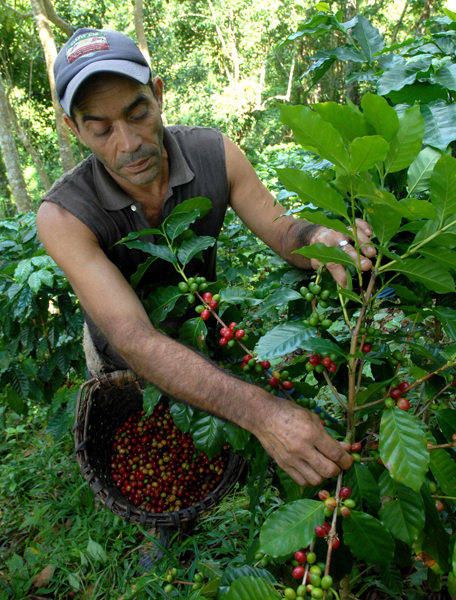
[{"left": 116, "top": 122, "right": 142, "bottom": 153}]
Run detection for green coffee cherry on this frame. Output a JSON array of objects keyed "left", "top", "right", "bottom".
[
  {"left": 164, "top": 584, "right": 174, "bottom": 593},
  {"left": 187, "top": 293, "right": 196, "bottom": 304},
  {"left": 321, "top": 319, "right": 332, "bottom": 330},
  {"left": 306, "top": 551, "right": 317, "bottom": 564},
  {"left": 284, "top": 589, "right": 297, "bottom": 600},
  {"left": 321, "top": 575, "right": 333, "bottom": 590},
  {"left": 310, "top": 573, "right": 321, "bottom": 587},
  {"left": 194, "top": 573, "right": 204, "bottom": 582},
  {"left": 305, "top": 293, "right": 314, "bottom": 302},
  {"left": 297, "top": 585, "right": 306, "bottom": 596},
  {"left": 254, "top": 552, "right": 264, "bottom": 561},
  {"left": 178, "top": 282, "right": 189, "bottom": 293}
]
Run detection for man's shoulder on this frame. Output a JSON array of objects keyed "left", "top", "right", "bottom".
[
  {"left": 42, "top": 155, "right": 95, "bottom": 202},
  {"left": 166, "top": 125, "right": 222, "bottom": 143}
]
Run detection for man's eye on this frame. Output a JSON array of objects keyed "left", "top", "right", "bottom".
[
  {"left": 133, "top": 110, "right": 148, "bottom": 121},
  {"left": 94, "top": 128, "right": 111, "bottom": 138}
]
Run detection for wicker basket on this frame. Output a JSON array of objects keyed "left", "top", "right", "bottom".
[{"left": 73, "top": 370, "right": 246, "bottom": 529}]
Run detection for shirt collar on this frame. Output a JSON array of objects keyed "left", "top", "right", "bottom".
[{"left": 94, "top": 127, "right": 195, "bottom": 211}]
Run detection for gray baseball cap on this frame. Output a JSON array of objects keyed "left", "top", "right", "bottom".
[{"left": 55, "top": 28, "right": 151, "bottom": 114}]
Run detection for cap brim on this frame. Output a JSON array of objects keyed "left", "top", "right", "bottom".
[{"left": 60, "top": 60, "right": 151, "bottom": 114}]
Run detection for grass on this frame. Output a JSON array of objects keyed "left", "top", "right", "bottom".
[{"left": 0, "top": 406, "right": 277, "bottom": 600}]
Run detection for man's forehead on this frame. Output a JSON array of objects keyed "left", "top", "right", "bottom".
[{"left": 73, "top": 74, "right": 152, "bottom": 116}]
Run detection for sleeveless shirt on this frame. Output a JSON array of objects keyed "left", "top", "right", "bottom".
[{"left": 42, "top": 125, "right": 230, "bottom": 368}]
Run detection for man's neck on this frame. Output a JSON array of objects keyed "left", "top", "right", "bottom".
[{"left": 105, "top": 144, "right": 170, "bottom": 207}]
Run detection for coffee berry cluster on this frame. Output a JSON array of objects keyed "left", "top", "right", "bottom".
[
  {"left": 194, "top": 291, "right": 221, "bottom": 321},
  {"left": 178, "top": 276, "right": 210, "bottom": 304},
  {"left": 305, "top": 353, "right": 338, "bottom": 375},
  {"left": 219, "top": 321, "right": 250, "bottom": 345},
  {"left": 318, "top": 487, "right": 355, "bottom": 520},
  {"left": 161, "top": 568, "right": 208, "bottom": 595},
  {"left": 110, "top": 405, "right": 228, "bottom": 513},
  {"left": 384, "top": 379, "right": 411, "bottom": 411},
  {"left": 288, "top": 550, "right": 334, "bottom": 599}
]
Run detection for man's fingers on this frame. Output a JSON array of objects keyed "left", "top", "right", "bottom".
[
  {"left": 339, "top": 241, "right": 373, "bottom": 272},
  {"left": 316, "top": 435, "right": 354, "bottom": 471}
]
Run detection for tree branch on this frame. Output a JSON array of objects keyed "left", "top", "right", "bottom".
[
  {"left": 0, "top": 0, "right": 32, "bottom": 17},
  {"left": 41, "top": 0, "right": 73, "bottom": 36}
]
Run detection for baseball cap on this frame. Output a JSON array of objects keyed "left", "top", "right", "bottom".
[{"left": 55, "top": 28, "right": 151, "bottom": 114}]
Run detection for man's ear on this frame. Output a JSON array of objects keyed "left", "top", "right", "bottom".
[
  {"left": 152, "top": 76, "right": 164, "bottom": 111},
  {"left": 63, "top": 114, "right": 83, "bottom": 141}
]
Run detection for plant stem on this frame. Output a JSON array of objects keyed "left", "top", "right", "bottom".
[
  {"left": 323, "top": 370, "right": 348, "bottom": 409},
  {"left": 323, "top": 473, "right": 343, "bottom": 600},
  {"left": 349, "top": 565, "right": 374, "bottom": 585},
  {"left": 337, "top": 285, "right": 352, "bottom": 329},
  {"left": 416, "top": 382, "right": 452, "bottom": 418},
  {"left": 427, "top": 442, "right": 456, "bottom": 450}
]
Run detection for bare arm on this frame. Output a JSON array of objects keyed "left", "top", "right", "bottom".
[
  {"left": 37, "top": 201, "right": 352, "bottom": 486},
  {"left": 224, "top": 136, "right": 376, "bottom": 286}
]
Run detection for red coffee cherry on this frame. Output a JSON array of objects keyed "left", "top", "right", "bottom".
[
  {"left": 351, "top": 442, "right": 362, "bottom": 452},
  {"left": 229, "top": 322, "right": 237, "bottom": 330},
  {"left": 224, "top": 330, "right": 234, "bottom": 341},
  {"left": 339, "top": 486, "right": 352, "bottom": 499},
  {"left": 260, "top": 360, "right": 270, "bottom": 369},
  {"left": 282, "top": 380, "right": 293, "bottom": 391},
  {"left": 318, "top": 490, "right": 330, "bottom": 501},
  {"left": 331, "top": 537, "right": 340, "bottom": 549},
  {"left": 201, "top": 309, "right": 210, "bottom": 321},
  {"left": 398, "top": 381, "right": 410, "bottom": 392},
  {"left": 328, "top": 362, "right": 337, "bottom": 373},
  {"left": 209, "top": 300, "right": 218, "bottom": 309},
  {"left": 397, "top": 398, "right": 410, "bottom": 411},
  {"left": 202, "top": 292, "right": 213, "bottom": 303},
  {"left": 362, "top": 343, "right": 372, "bottom": 354},
  {"left": 292, "top": 565, "right": 305, "bottom": 579},
  {"left": 235, "top": 329, "right": 245, "bottom": 338},
  {"left": 243, "top": 355, "right": 253, "bottom": 363},
  {"left": 220, "top": 327, "right": 230, "bottom": 337},
  {"left": 219, "top": 337, "right": 228, "bottom": 346},
  {"left": 340, "top": 506, "right": 351, "bottom": 518},
  {"left": 436, "top": 500, "right": 444, "bottom": 513},
  {"left": 269, "top": 377, "right": 279, "bottom": 388},
  {"left": 294, "top": 550, "right": 307, "bottom": 564},
  {"left": 390, "top": 388, "right": 401, "bottom": 399},
  {"left": 308, "top": 354, "right": 321, "bottom": 366},
  {"left": 315, "top": 525, "right": 327, "bottom": 538},
  {"left": 322, "top": 521, "right": 331, "bottom": 533},
  {"left": 322, "top": 357, "right": 332, "bottom": 368}
]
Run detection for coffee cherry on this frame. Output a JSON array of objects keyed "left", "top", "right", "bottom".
[
  {"left": 164, "top": 584, "right": 174, "bottom": 593},
  {"left": 293, "top": 565, "right": 305, "bottom": 579},
  {"left": 202, "top": 292, "right": 213, "bottom": 303},
  {"left": 187, "top": 293, "right": 196, "bottom": 304},
  {"left": 209, "top": 300, "right": 218, "bottom": 309},
  {"left": 260, "top": 360, "right": 270, "bottom": 369},
  {"left": 428, "top": 481, "right": 438, "bottom": 493},
  {"left": 219, "top": 337, "right": 228, "bottom": 346},
  {"left": 294, "top": 550, "right": 307, "bottom": 564},
  {"left": 178, "top": 282, "right": 189, "bottom": 293},
  {"left": 339, "top": 486, "right": 352, "bottom": 499},
  {"left": 315, "top": 526, "right": 326, "bottom": 538},
  {"left": 284, "top": 589, "right": 297, "bottom": 600},
  {"left": 453, "top": 433, "right": 456, "bottom": 442},
  {"left": 322, "top": 357, "right": 331, "bottom": 368},
  {"left": 436, "top": 500, "right": 444, "bottom": 513},
  {"left": 260, "top": 556, "right": 269, "bottom": 567},
  {"left": 344, "top": 499, "right": 356, "bottom": 508},
  {"left": 221, "top": 327, "right": 230, "bottom": 337},
  {"left": 321, "top": 575, "right": 333, "bottom": 590},
  {"left": 235, "top": 329, "right": 245, "bottom": 338},
  {"left": 201, "top": 309, "right": 210, "bottom": 321},
  {"left": 397, "top": 398, "right": 410, "bottom": 411},
  {"left": 331, "top": 537, "right": 340, "bottom": 549},
  {"left": 350, "top": 442, "right": 362, "bottom": 452},
  {"left": 370, "top": 440, "right": 379, "bottom": 450},
  {"left": 229, "top": 322, "right": 237, "bottom": 330},
  {"left": 325, "top": 498, "right": 337, "bottom": 511},
  {"left": 362, "top": 343, "right": 372, "bottom": 354},
  {"left": 318, "top": 490, "right": 330, "bottom": 501},
  {"left": 269, "top": 377, "right": 279, "bottom": 388},
  {"left": 322, "top": 521, "right": 331, "bottom": 533},
  {"left": 297, "top": 584, "right": 306, "bottom": 596},
  {"left": 340, "top": 506, "right": 351, "bottom": 518},
  {"left": 352, "top": 453, "right": 362, "bottom": 462},
  {"left": 310, "top": 573, "right": 321, "bottom": 587},
  {"left": 311, "top": 589, "right": 323, "bottom": 600},
  {"left": 390, "top": 388, "right": 401, "bottom": 399},
  {"left": 398, "top": 381, "right": 410, "bottom": 392},
  {"left": 243, "top": 354, "right": 253, "bottom": 363},
  {"left": 321, "top": 319, "right": 332, "bottom": 329},
  {"left": 385, "top": 397, "right": 395, "bottom": 408},
  {"left": 306, "top": 551, "right": 317, "bottom": 564},
  {"left": 309, "top": 355, "right": 321, "bottom": 366},
  {"left": 194, "top": 573, "right": 204, "bottom": 582},
  {"left": 328, "top": 363, "right": 337, "bottom": 373},
  {"left": 282, "top": 380, "right": 293, "bottom": 391}
]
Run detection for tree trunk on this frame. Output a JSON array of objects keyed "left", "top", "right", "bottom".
[
  {"left": 0, "top": 75, "right": 33, "bottom": 213},
  {"left": 134, "top": 0, "right": 151, "bottom": 67},
  {"left": 7, "top": 91, "right": 51, "bottom": 191},
  {"left": 31, "top": 0, "right": 75, "bottom": 173}
]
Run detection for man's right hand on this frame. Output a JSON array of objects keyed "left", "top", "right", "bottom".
[{"left": 255, "top": 397, "right": 353, "bottom": 486}]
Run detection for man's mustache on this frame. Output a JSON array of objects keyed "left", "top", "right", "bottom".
[{"left": 115, "top": 146, "right": 160, "bottom": 170}]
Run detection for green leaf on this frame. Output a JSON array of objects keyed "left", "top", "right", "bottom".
[
  {"left": 377, "top": 58, "right": 432, "bottom": 96},
  {"left": 117, "top": 228, "right": 162, "bottom": 244},
  {"left": 384, "top": 107, "right": 424, "bottom": 175},
  {"left": 130, "top": 256, "right": 156, "bottom": 290},
  {"left": 56, "top": 347, "right": 71, "bottom": 374},
  {"left": 342, "top": 510, "right": 395, "bottom": 565},
  {"left": 219, "top": 568, "right": 277, "bottom": 598},
  {"left": 338, "top": 289, "right": 362, "bottom": 304},
  {"left": 6, "top": 388, "right": 25, "bottom": 415},
  {"left": 356, "top": 381, "right": 387, "bottom": 406},
  {"left": 147, "top": 286, "right": 183, "bottom": 325},
  {"left": 293, "top": 243, "right": 357, "bottom": 267},
  {"left": 165, "top": 209, "right": 201, "bottom": 240},
  {"left": 222, "top": 576, "right": 281, "bottom": 600},
  {"left": 220, "top": 286, "right": 249, "bottom": 305},
  {"left": 87, "top": 538, "right": 107, "bottom": 563},
  {"left": 163, "top": 197, "right": 212, "bottom": 222},
  {"left": 179, "top": 318, "right": 208, "bottom": 354},
  {"left": 299, "top": 337, "right": 345, "bottom": 357},
  {"left": 297, "top": 210, "right": 352, "bottom": 237},
  {"left": 433, "top": 306, "right": 456, "bottom": 342},
  {"left": 368, "top": 204, "right": 401, "bottom": 245},
  {"left": 10, "top": 366, "right": 29, "bottom": 397},
  {"left": 257, "top": 289, "right": 303, "bottom": 315},
  {"left": 46, "top": 406, "right": 69, "bottom": 441},
  {"left": 223, "top": 423, "right": 250, "bottom": 452},
  {"left": 378, "top": 563, "right": 404, "bottom": 594},
  {"left": 387, "top": 82, "right": 448, "bottom": 105},
  {"left": 143, "top": 383, "right": 162, "bottom": 415},
  {"left": 408, "top": 147, "right": 442, "bottom": 194},
  {"left": 349, "top": 136, "right": 389, "bottom": 174},
  {"left": 421, "top": 102, "right": 456, "bottom": 151},
  {"left": 169, "top": 402, "right": 194, "bottom": 434},
  {"left": 14, "top": 259, "right": 32, "bottom": 284},
  {"left": 399, "top": 198, "right": 436, "bottom": 220},
  {"left": 191, "top": 413, "right": 225, "bottom": 459},
  {"left": 255, "top": 322, "right": 317, "bottom": 359},
  {"left": 352, "top": 15, "right": 385, "bottom": 60},
  {"left": 384, "top": 259, "right": 455, "bottom": 294},
  {"left": 259, "top": 499, "right": 325, "bottom": 558},
  {"left": 313, "top": 102, "right": 370, "bottom": 142},
  {"left": 436, "top": 409, "right": 456, "bottom": 442},
  {"left": 418, "top": 248, "right": 455, "bottom": 271},
  {"left": 430, "top": 155, "right": 456, "bottom": 225},
  {"left": 361, "top": 93, "right": 399, "bottom": 142},
  {"left": 177, "top": 236, "right": 216, "bottom": 266},
  {"left": 378, "top": 470, "right": 425, "bottom": 546},
  {"left": 277, "top": 168, "right": 348, "bottom": 217},
  {"left": 379, "top": 407, "right": 429, "bottom": 492},
  {"left": 345, "top": 463, "right": 381, "bottom": 513},
  {"left": 279, "top": 104, "right": 350, "bottom": 171},
  {"left": 123, "top": 240, "right": 178, "bottom": 265},
  {"left": 422, "top": 527, "right": 451, "bottom": 573},
  {"left": 429, "top": 449, "right": 456, "bottom": 498},
  {"left": 431, "top": 63, "right": 456, "bottom": 91}
]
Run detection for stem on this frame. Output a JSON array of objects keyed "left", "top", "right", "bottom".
[
  {"left": 301, "top": 540, "right": 316, "bottom": 587},
  {"left": 349, "top": 565, "right": 374, "bottom": 585},
  {"left": 337, "top": 285, "right": 352, "bottom": 329},
  {"left": 427, "top": 442, "right": 456, "bottom": 450},
  {"left": 323, "top": 370, "right": 348, "bottom": 409},
  {"left": 416, "top": 382, "right": 452, "bottom": 418}
]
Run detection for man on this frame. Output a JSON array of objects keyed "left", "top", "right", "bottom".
[{"left": 37, "top": 28, "right": 376, "bottom": 487}]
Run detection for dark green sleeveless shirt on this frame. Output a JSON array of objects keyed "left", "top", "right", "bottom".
[{"left": 42, "top": 126, "right": 229, "bottom": 368}]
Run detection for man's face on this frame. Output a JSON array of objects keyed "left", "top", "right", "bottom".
[{"left": 66, "top": 74, "right": 164, "bottom": 187}]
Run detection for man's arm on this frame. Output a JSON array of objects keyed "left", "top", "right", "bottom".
[
  {"left": 37, "top": 201, "right": 352, "bottom": 486},
  {"left": 223, "top": 136, "right": 376, "bottom": 287}
]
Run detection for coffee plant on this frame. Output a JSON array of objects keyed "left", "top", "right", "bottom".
[
  {"left": 0, "top": 213, "right": 85, "bottom": 433},
  {"left": 121, "top": 78, "right": 456, "bottom": 596}
]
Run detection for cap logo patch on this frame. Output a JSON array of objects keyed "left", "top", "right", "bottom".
[{"left": 66, "top": 33, "right": 109, "bottom": 64}]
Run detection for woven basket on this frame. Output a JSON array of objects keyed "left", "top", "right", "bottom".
[{"left": 73, "top": 370, "right": 246, "bottom": 528}]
